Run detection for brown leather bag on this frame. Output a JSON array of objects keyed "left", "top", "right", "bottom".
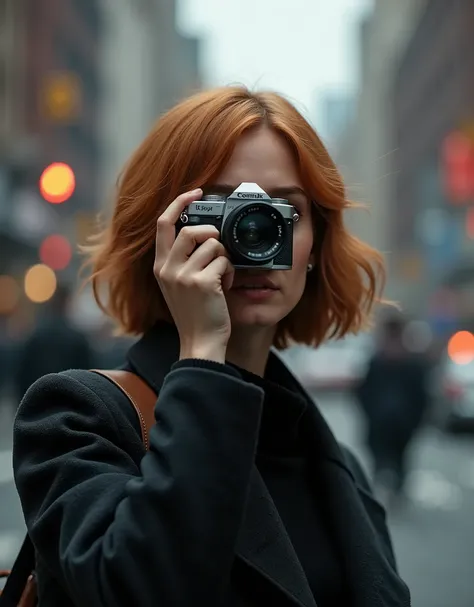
[{"left": 0, "top": 370, "right": 157, "bottom": 607}]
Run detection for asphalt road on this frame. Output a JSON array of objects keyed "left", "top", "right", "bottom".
[{"left": 1, "top": 394, "right": 474, "bottom": 606}]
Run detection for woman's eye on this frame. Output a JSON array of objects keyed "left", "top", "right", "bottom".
[{"left": 288, "top": 197, "right": 307, "bottom": 213}]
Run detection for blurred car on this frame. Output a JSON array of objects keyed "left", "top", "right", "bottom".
[
  {"left": 280, "top": 333, "right": 373, "bottom": 392},
  {"left": 431, "top": 357, "right": 474, "bottom": 434}
]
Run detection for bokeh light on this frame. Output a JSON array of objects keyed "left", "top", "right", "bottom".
[
  {"left": 0, "top": 275, "right": 21, "bottom": 314},
  {"left": 447, "top": 330, "right": 474, "bottom": 365},
  {"left": 39, "top": 234, "right": 73, "bottom": 270},
  {"left": 39, "top": 162, "right": 75, "bottom": 204},
  {"left": 24, "top": 264, "right": 57, "bottom": 303}
]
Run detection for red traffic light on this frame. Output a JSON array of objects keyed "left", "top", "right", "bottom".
[
  {"left": 39, "top": 234, "right": 73, "bottom": 270},
  {"left": 39, "top": 162, "right": 75, "bottom": 203}
]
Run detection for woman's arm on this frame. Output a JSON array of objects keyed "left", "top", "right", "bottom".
[{"left": 13, "top": 361, "right": 264, "bottom": 607}]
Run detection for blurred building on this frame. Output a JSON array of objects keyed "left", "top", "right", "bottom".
[
  {"left": 0, "top": 0, "right": 103, "bottom": 280},
  {"left": 98, "top": 0, "right": 203, "bottom": 209},
  {"left": 70, "top": 0, "right": 203, "bottom": 328},
  {"left": 0, "top": 0, "right": 202, "bottom": 325},
  {"left": 335, "top": 0, "right": 428, "bottom": 302},
  {"left": 391, "top": 0, "right": 474, "bottom": 335},
  {"left": 318, "top": 91, "right": 354, "bottom": 155},
  {"left": 0, "top": 0, "right": 26, "bottom": 267},
  {"left": 151, "top": 0, "right": 202, "bottom": 113},
  {"left": 0, "top": 1, "right": 25, "bottom": 163}
]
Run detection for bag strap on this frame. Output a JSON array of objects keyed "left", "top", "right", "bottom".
[
  {"left": 91, "top": 369, "right": 157, "bottom": 450},
  {"left": 0, "top": 535, "right": 36, "bottom": 606}
]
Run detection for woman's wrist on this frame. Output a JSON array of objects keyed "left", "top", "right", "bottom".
[{"left": 179, "top": 341, "right": 227, "bottom": 365}]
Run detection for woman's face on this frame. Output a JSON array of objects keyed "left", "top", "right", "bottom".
[{"left": 208, "top": 126, "right": 315, "bottom": 330}]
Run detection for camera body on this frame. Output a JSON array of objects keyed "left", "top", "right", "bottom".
[{"left": 176, "top": 183, "right": 299, "bottom": 269}]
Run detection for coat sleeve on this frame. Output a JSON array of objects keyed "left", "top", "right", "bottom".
[{"left": 13, "top": 363, "right": 264, "bottom": 607}]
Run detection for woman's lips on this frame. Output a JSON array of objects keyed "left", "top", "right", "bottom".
[{"left": 231, "top": 284, "right": 279, "bottom": 301}]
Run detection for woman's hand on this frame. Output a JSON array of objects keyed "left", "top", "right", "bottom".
[{"left": 154, "top": 189, "right": 235, "bottom": 363}]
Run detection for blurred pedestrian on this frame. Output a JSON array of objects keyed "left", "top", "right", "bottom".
[
  {"left": 13, "top": 284, "right": 94, "bottom": 401},
  {"left": 356, "top": 313, "right": 430, "bottom": 505}
]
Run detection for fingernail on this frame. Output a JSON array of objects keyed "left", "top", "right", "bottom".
[{"left": 191, "top": 188, "right": 202, "bottom": 195}]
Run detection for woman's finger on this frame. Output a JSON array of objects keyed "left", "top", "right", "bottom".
[
  {"left": 166, "top": 225, "right": 221, "bottom": 267},
  {"left": 182, "top": 237, "right": 226, "bottom": 272},
  {"left": 155, "top": 188, "right": 202, "bottom": 264},
  {"left": 198, "top": 255, "right": 235, "bottom": 290}
]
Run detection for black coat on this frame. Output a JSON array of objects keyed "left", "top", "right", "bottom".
[{"left": 13, "top": 322, "right": 410, "bottom": 606}]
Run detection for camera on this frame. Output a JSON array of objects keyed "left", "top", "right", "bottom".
[{"left": 176, "top": 183, "right": 299, "bottom": 269}]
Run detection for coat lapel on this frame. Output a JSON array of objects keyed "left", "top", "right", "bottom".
[
  {"left": 297, "top": 388, "right": 411, "bottom": 607},
  {"left": 316, "top": 459, "right": 410, "bottom": 607},
  {"left": 235, "top": 466, "right": 317, "bottom": 607}
]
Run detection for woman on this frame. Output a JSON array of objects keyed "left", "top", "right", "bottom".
[{"left": 13, "top": 87, "right": 410, "bottom": 606}]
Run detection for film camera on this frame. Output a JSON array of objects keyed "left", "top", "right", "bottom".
[{"left": 176, "top": 183, "right": 299, "bottom": 269}]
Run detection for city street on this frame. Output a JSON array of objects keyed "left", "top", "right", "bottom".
[{"left": 1, "top": 394, "right": 474, "bottom": 605}]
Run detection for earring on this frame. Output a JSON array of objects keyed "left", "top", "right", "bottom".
[{"left": 307, "top": 263, "right": 314, "bottom": 273}]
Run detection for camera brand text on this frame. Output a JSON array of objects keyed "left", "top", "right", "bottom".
[{"left": 236, "top": 193, "right": 265, "bottom": 199}]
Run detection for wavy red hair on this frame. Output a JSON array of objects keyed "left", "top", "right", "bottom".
[{"left": 84, "top": 86, "right": 385, "bottom": 348}]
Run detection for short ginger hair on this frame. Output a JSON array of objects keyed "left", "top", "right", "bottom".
[{"left": 84, "top": 86, "right": 384, "bottom": 349}]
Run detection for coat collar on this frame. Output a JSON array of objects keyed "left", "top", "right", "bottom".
[
  {"left": 127, "top": 322, "right": 410, "bottom": 607},
  {"left": 127, "top": 321, "right": 181, "bottom": 395}
]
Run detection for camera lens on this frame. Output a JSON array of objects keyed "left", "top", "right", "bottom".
[
  {"left": 236, "top": 213, "right": 275, "bottom": 248},
  {"left": 222, "top": 203, "right": 286, "bottom": 264}
]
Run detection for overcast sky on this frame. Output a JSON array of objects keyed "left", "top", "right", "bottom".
[{"left": 179, "top": 0, "right": 373, "bottom": 127}]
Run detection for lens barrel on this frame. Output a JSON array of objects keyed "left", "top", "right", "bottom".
[{"left": 222, "top": 202, "right": 287, "bottom": 264}]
